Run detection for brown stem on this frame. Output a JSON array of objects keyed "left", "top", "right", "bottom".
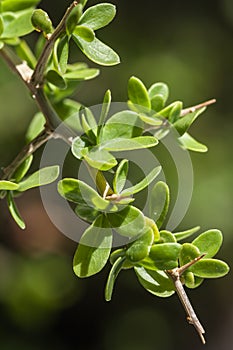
[
  {"left": 181, "top": 99, "right": 216, "bottom": 117},
  {"left": 30, "top": 1, "right": 78, "bottom": 87},
  {"left": 166, "top": 255, "right": 206, "bottom": 344}
]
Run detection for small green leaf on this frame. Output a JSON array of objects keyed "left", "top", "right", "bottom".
[
  {"left": 150, "top": 95, "right": 166, "bottom": 112},
  {"left": 159, "top": 230, "right": 176, "bottom": 243},
  {"left": 174, "top": 226, "right": 200, "bottom": 241},
  {"left": 149, "top": 181, "right": 170, "bottom": 229},
  {"left": 75, "top": 204, "right": 99, "bottom": 223},
  {"left": 79, "top": 3, "right": 116, "bottom": 30},
  {"left": 149, "top": 242, "right": 181, "bottom": 270},
  {"left": 148, "top": 82, "right": 169, "bottom": 104},
  {"left": 192, "top": 229, "right": 223, "bottom": 258},
  {"left": 128, "top": 76, "right": 151, "bottom": 111},
  {"left": 58, "top": 178, "right": 117, "bottom": 212},
  {"left": 98, "top": 89, "right": 111, "bottom": 129},
  {"left": 71, "top": 136, "right": 86, "bottom": 159},
  {"left": 179, "top": 132, "right": 208, "bottom": 153},
  {"left": 135, "top": 266, "right": 175, "bottom": 297},
  {"left": 102, "top": 136, "right": 158, "bottom": 152},
  {"left": 107, "top": 206, "right": 145, "bottom": 238},
  {"left": 84, "top": 147, "right": 117, "bottom": 171},
  {"left": 168, "top": 101, "right": 182, "bottom": 123},
  {"left": 12, "top": 155, "right": 33, "bottom": 182},
  {"left": 2, "top": 8, "right": 35, "bottom": 38},
  {"left": 73, "top": 214, "right": 112, "bottom": 277},
  {"left": 17, "top": 165, "right": 59, "bottom": 192},
  {"left": 64, "top": 68, "right": 99, "bottom": 80},
  {"left": 138, "top": 113, "right": 163, "bottom": 126},
  {"left": 173, "top": 107, "right": 206, "bottom": 136},
  {"left": 73, "top": 25, "right": 95, "bottom": 42},
  {"left": 25, "top": 112, "right": 45, "bottom": 143},
  {"left": 126, "top": 227, "right": 154, "bottom": 262},
  {"left": 46, "top": 70, "right": 67, "bottom": 89},
  {"left": 105, "top": 256, "right": 125, "bottom": 301},
  {"left": 73, "top": 35, "right": 120, "bottom": 66},
  {"left": 113, "top": 159, "right": 128, "bottom": 194},
  {"left": 31, "top": 9, "right": 53, "bottom": 35},
  {"left": 56, "top": 35, "right": 69, "bottom": 74},
  {"left": 120, "top": 166, "right": 161, "bottom": 197},
  {"left": 189, "top": 259, "right": 230, "bottom": 278},
  {"left": 7, "top": 191, "right": 25, "bottom": 229},
  {"left": 0, "top": 180, "right": 19, "bottom": 190},
  {"left": 1, "top": 0, "right": 40, "bottom": 12},
  {"left": 66, "top": 3, "right": 82, "bottom": 35},
  {"left": 179, "top": 243, "right": 200, "bottom": 267},
  {"left": 100, "top": 110, "right": 143, "bottom": 142},
  {"left": 184, "top": 271, "right": 203, "bottom": 289}
]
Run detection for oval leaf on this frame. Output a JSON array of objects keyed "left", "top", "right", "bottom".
[
  {"left": 12, "top": 155, "right": 33, "bottom": 182},
  {"left": 84, "top": 147, "right": 117, "bottom": 171},
  {"left": 79, "top": 3, "right": 116, "bottom": 30},
  {"left": 179, "top": 133, "right": 208, "bottom": 153},
  {"left": 73, "top": 215, "right": 113, "bottom": 277},
  {"left": 148, "top": 82, "right": 169, "bottom": 104},
  {"left": 128, "top": 76, "right": 151, "bottom": 111},
  {"left": 190, "top": 259, "right": 230, "bottom": 278},
  {"left": 192, "top": 229, "right": 223, "bottom": 258},
  {"left": 17, "top": 165, "right": 59, "bottom": 192},
  {"left": 149, "top": 242, "right": 181, "bottom": 270},
  {"left": 64, "top": 68, "right": 99, "bottom": 80},
  {"left": 2, "top": 9, "right": 35, "bottom": 38},
  {"left": 174, "top": 226, "right": 200, "bottom": 241},
  {"left": 113, "top": 159, "right": 128, "bottom": 194},
  {"left": 46, "top": 70, "right": 67, "bottom": 89},
  {"left": 73, "top": 25, "right": 95, "bottom": 42},
  {"left": 73, "top": 35, "right": 120, "bottom": 66},
  {"left": 149, "top": 181, "right": 170, "bottom": 229}
]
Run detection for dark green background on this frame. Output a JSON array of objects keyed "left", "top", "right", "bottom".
[{"left": 0, "top": 0, "right": 232, "bottom": 349}]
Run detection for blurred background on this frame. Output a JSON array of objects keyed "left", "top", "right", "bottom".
[{"left": 0, "top": 0, "right": 233, "bottom": 349}]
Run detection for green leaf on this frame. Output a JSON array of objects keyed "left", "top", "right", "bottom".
[
  {"left": 149, "top": 181, "right": 170, "bottom": 229},
  {"left": 150, "top": 95, "right": 166, "bottom": 112},
  {"left": 126, "top": 227, "right": 154, "bottom": 262},
  {"left": 168, "top": 101, "right": 182, "bottom": 123},
  {"left": 0, "top": 180, "right": 19, "bottom": 190},
  {"left": 64, "top": 68, "right": 99, "bottom": 80},
  {"left": 46, "top": 70, "right": 67, "bottom": 89},
  {"left": 73, "top": 35, "right": 120, "bottom": 66},
  {"left": 66, "top": 3, "right": 82, "bottom": 35},
  {"left": 75, "top": 204, "right": 99, "bottom": 223},
  {"left": 79, "top": 3, "right": 116, "bottom": 30},
  {"left": 179, "top": 243, "right": 200, "bottom": 267},
  {"left": 102, "top": 136, "right": 158, "bottom": 152},
  {"left": 73, "top": 215, "right": 113, "bottom": 277},
  {"left": 189, "top": 259, "right": 230, "bottom": 278},
  {"left": 53, "top": 98, "right": 82, "bottom": 131},
  {"left": 100, "top": 110, "right": 143, "bottom": 142},
  {"left": 71, "top": 136, "right": 86, "bottom": 159},
  {"left": 184, "top": 271, "right": 203, "bottom": 289},
  {"left": 73, "top": 25, "right": 95, "bottom": 42},
  {"left": 7, "top": 191, "right": 25, "bottom": 229},
  {"left": 173, "top": 107, "right": 206, "bottom": 136},
  {"left": 107, "top": 206, "right": 145, "bottom": 238},
  {"left": 2, "top": 8, "right": 35, "bottom": 38},
  {"left": 25, "top": 112, "right": 45, "bottom": 143},
  {"left": 128, "top": 76, "right": 151, "bottom": 111},
  {"left": 84, "top": 147, "right": 117, "bottom": 171},
  {"left": 149, "top": 243, "right": 181, "bottom": 270},
  {"left": 12, "top": 155, "right": 33, "bottom": 182},
  {"left": 179, "top": 132, "right": 208, "bottom": 152},
  {"left": 148, "top": 82, "right": 169, "bottom": 104},
  {"left": 192, "top": 229, "right": 223, "bottom": 258},
  {"left": 58, "top": 178, "right": 116, "bottom": 212},
  {"left": 17, "top": 165, "right": 59, "bottom": 192},
  {"left": 1, "top": 0, "right": 40, "bottom": 12},
  {"left": 113, "top": 159, "right": 128, "bottom": 194},
  {"left": 120, "top": 166, "right": 161, "bottom": 197},
  {"left": 174, "top": 226, "right": 200, "bottom": 241},
  {"left": 105, "top": 256, "right": 125, "bottom": 301},
  {"left": 98, "top": 89, "right": 111, "bottom": 129},
  {"left": 55, "top": 35, "right": 69, "bottom": 74},
  {"left": 135, "top": 266, "right": 175, "bottom": 297},
  {"left": 138, "top": 113, "right": 163, "bottom": 126},
  {"left": 31, "top": 9, "right": 53, "bottom": 35},
  {"left": 159, "top": 230, "right": 176, "bottom": 243}
]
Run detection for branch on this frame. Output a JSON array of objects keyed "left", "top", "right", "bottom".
[
  {"left": 30, "top": 1, "right": 78, "bottom": 87},
  {"left": 181, "top": 99, "right": 216, "bottom": 117},
  {"left": 166, "top": 255, "right": 206, "bottom": 344}
]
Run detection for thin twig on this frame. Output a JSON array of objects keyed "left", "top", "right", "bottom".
[
  {"left": 181, "top": 99, "right": 216, "bottom": 117},
  {"left": 30, "top": 1, "right": 78, "bottom": 87},
  {"left": 166, "top": 255, "right": 206, "bottom": 344}
]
